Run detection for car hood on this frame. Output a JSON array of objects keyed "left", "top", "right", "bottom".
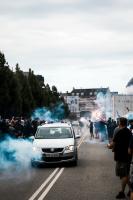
[{"left": 33, "top": 138, "right": 74, "bottom": 148}]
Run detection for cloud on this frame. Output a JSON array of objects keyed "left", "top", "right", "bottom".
[{"left": 0, "top": 0, "right": 133, "bottom": 92}]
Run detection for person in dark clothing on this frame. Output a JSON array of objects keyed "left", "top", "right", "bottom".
[
  {"left": 129, "top": 120, "right": 133, "bottom": 133},
  {"left": 112, "top": 120, "right": 117, "bottom": 134},
  {"left": 98, "top": 120, "right": 107, "bottom": 141},
  {"left": 107, "top": 118, "right": 117, "bottom": 142},
  {"left": 128, "top": 134, "right": 133, "bottom": 200},
  {"left": 32, "top": 120, "right": 39, "bottom": 136},
  {"left": 23, "top": 119, "right": 33, "bottom": 137},
  {"left": 0, "top": 119, "right": 9, "bottom": 133},
  {"left": 89, "top": 120, "right": 94, "bottom": 139},
  {"left": 94, "top": 121, "right": 99, "bottom": 139},
  {"left": 107, "top": 118, "right": 112, "bottom": 140},
  {"left": 108, "top": 117, "right": 132, "bottom": 199}
]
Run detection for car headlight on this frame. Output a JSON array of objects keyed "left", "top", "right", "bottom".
[{"left": 64, "top": 145, "right": 74, "bottom": 153}]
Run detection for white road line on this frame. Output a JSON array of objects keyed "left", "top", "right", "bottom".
[
  {"left": 28, "top": 168, "right": 59, "bottom": 200},
  {"left": 78, "top": 133, "right": 87, "bottom": 148},
  {"left": 38, "top": 168, "right": 64, "bottom": 200}
]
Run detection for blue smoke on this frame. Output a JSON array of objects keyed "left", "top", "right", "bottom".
[
  {"left": 0, "top": 136, "right": 41, "bottom": 170},
  {"left": 31, "top": 103, "right": 65, "bottom": 122},
  {"left": 127, "top": 113, "right": 133, "bottom": 120},
  {"left": 92, "top": 92, "right": 111, "bottom": 141}
]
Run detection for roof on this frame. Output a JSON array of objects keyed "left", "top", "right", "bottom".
[
  {"left": 71, "top": 88, "right": 109, "bottom": 97},
  {"left": 71, "top": 88, "right": 109, "bottom": 93}
]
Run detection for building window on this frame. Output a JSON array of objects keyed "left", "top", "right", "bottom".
[
  {"left": 90, "top": 92, "right": 92, "bottom": 95},
  {"left": 76, "top": 93, "right": 79, "bottom": 96},
  {"left": 72, "top": 93, "right": 74, "bottom": 96},
  {"left": 81, "top": 92, "right": 84, "bottom": 96}
]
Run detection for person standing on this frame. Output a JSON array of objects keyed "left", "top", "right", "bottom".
[
  {"left": 89, "top": 120, "right": 94, "bottom": 139},
  {"left": 128, "top": 134, "right": 133, "bottom": 200},
  {"left": 108, "top": 117, "right": 132, "bottom": 199}
]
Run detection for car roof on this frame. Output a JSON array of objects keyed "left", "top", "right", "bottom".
[{"left": 38, "top": 122, "right": 72, "bottom": 128}]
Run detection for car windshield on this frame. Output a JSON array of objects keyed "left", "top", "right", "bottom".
[{"left": 35, "top": 127, "right": 73, "bottom": 139}]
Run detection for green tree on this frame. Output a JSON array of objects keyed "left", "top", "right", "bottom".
[
  {"left": 0, "top": 53, "right": 21, "bottom": 117},
  {"left": 59, "top": 95, "right": 70, "bottom": 118},
  {"left": 28, "top": 69, "right": 44, "bottom": 108},
  {"left": 0, "top": 51, "right": 6, "bottom": 67},
  {"left": 0, "top": 51, "right": 69, "bottom": 118},
  {"left": 51, "top": 85, "right": 59, "bottom": 104},
  {"left": 15, "top": 64, "right": 35, "bottom": 116}
]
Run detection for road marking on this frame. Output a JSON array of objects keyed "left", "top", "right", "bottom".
[
  {"left": 38, "top": 168, "right": 64, "bottom": 200},
  {"left": 28, "top": 168, "right": 59, "bottom": 200},
  {"left": 78, "top": 133, "right": 87, "bottom": 148}
]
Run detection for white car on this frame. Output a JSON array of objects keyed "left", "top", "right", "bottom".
[{"left": 31, "top": 122, "right": 78, "bottom": 166}]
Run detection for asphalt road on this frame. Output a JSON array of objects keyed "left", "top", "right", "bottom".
[{"left": 0, "top": 129, "right": 129, "bottom": 200}]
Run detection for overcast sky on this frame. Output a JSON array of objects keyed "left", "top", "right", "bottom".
[{"left": 0, "top": 0, "right": 133, "bottom": 93}]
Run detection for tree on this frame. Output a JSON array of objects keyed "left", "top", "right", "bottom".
[
  {"left": 51, "top": 85, "right": 59, "bottom": 104},
  {"left": 15, "top": 64, "right": 35, "bottom": 116},
  {"left": 0, "top": 51, "right": 68, "bottom": 118},
  {"left": 28, "top": 69, "right": 44, "bottom": 108},
  {"left": 0, "top": 53, "right": 21, "bottom": 117},
  {"left": 7, "top": 69, "right": 22, "bottom": 116},
  {"left": 0, "top": 51, "right": 6, "bottom": 67}
]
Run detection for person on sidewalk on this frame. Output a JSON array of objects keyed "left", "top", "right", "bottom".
[
  {"left": 128, "top": 135, "right": 133, "bottom": 200},
  {"left": 107, "top": 117, "right": 132, "bottom": 199}
]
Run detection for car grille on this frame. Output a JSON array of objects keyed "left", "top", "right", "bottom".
[
  {"left": 42, "top": 156, "right": 73, "bottom": 162},
  {"left": 42, "top": 148, "right": 64, "bottom": 153}
]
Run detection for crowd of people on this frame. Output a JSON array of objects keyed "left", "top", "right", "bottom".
[
  {"left": 0, "top": 116, "right": 45, "bottom": 139},
  {"left": 88, "top": 117, "right": 118, "bottom": 141}
]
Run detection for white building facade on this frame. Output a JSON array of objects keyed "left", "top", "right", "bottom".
[
  {"left": 112, "top": 95, "right": 133, "bottom": 119},
  {"left": 66, "top": 96, "right": 80, "bottom": 117}
]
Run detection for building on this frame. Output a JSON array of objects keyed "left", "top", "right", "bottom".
[
  {"left": 111, "top": 79, "right": 133, "bottom": 119},
  {"left": 66, "top": 96, "right": 80, "bottom": 118},
  {"left": 64, "top": 88, "right": 111, "bottom": 119},
  {"left": 64, "top": 81, "right": 133, "bottom": 120},
  {"left": 112, "top": 94, "right": 133, "bottom": 119}
]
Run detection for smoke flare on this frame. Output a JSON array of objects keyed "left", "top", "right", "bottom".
[
  {"left": 0, "top": 136, "right": 41, "bottom": 170},
  {"left": 31, "top": 103, "right": 65, "bottom": 122}
]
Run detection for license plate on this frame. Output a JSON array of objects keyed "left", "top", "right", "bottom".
[{"left": 45, "top": 153, "right": 59, "bottom": 157}]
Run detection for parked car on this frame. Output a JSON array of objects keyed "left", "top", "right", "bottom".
[{"left": 31, "top": 122, "right": 78, "bottom": 166}]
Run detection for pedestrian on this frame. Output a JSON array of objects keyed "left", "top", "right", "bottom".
[
  {"left": 107, "top": 117, "right": 132, "bottom": 199},
  {"left": 128, "top": 134, "right": 133, "bottom": 199},
  {"left": 89, "top": 120, "right": 94, "bottom": 139},
  {"left": 98, "top": 120, "right": 107, "bottom": 141},
  {"left": 94, "top": 121, "right": 99, "bottom": 139},
  {"left": 129, "top": 120, "right": 133, "bottom": 133},
  {"left": 107, "top": 117, "right": 112, "bottom": 141}
]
